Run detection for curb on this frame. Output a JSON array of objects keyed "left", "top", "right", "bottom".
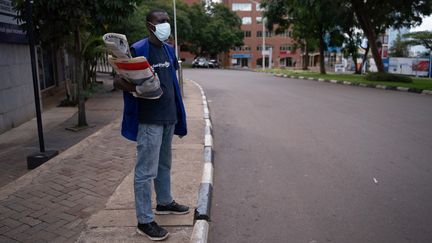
[
  {"left": 189, "top": 80, "right": 214, "bottom": 243},
  {"left": 269, "top": 72, "right": 432, "bottom": 95}
]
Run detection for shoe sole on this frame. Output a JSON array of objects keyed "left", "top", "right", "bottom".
[
  {"left": 136, "top": 228, "right": 169, "bottom": 241},
  {"left": 155, "top": 210, "right": 190, "bottom": 215}
]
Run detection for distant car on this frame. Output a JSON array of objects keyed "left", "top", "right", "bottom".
[
  {"left": 209, "top": 59, "right": 220, "bottom": 68},
  {"left": 192, "top": 57, "right": 209, "bottom": 68}
]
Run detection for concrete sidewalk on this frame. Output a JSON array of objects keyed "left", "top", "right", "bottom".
[{"left": 0, "top": 79, "right": 204, "bottom": 242}]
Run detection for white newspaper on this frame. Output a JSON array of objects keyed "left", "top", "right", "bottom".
[{"left": 103, "top": 33, "right": 162, "bottom": 99}]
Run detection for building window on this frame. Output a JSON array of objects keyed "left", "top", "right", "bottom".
[
  {"left": 279, "top": 30, "right": 292, "bottom": 37},
  {"left": 243, "top": 45, "right": 251, "bottom": 51},
  {"left": 244, "top": 30, "right": 251, "bottom": 37},
  {"left": 256, "top": 17, "right": 262, "bottom": 24},
  {"left": 257, "top": 30, "right": 272, "bottom": 37},
  {"left": 256, "top": 3, "right": 264, "bottom": 11},
  {"left": 232, "top": 3, "right": 252, "bottom": 11},
  {"left": 233, "top": 45, "right": 252, "bottom": 51},
  {"left": 280, "top": 44, "right": 292, "bottom": 51},
  {"left": 257, "top": 44, "right": 273, "bottom": 51},
  {"left": 242, "top": 17, "right": 252, "bottom": 25}
]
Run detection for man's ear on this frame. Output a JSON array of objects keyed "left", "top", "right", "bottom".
[{"left": 146, "top": 22, "right": 154, "bottom": 32}]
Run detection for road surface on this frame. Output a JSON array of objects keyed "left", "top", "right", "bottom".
[{"left": 184, "top": 69, "right": 432, "bottom": 243}]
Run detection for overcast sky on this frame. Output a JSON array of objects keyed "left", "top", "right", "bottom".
[{"left": 410, "top": 15, "right": 432, "bottom": 32}]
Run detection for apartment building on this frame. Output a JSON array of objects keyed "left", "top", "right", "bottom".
[{"left": 223, "top": 0, "right": 301, "bottom": 69}]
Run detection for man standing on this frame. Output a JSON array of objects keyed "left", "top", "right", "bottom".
[{"left": 114, "top": 9, "right": 189, "bottom": 241}]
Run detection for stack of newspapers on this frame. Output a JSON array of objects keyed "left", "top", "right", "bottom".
[{"left": 103, "top": 33, "right": 162, "bottom": 99}]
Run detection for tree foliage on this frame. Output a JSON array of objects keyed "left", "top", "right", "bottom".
[
  {"left": 348, "top": 0, "right": 432, "bottom": 72},
  {"left": 389, "top": 33, "right": 409, "bottom": 57},
  {"left": 402, "top": 31, "right": 432, "bottom": 53},
  {"left": 261, "top": 0, "right": 432, "bottom": 73},
  {"left": 13, "top": 0, "right": 141, "bottom": 127},
  {"left": 262, "top": 0, "right": 347, "bottom": 74},
  {"left": 112, "top": 0, "right": 243, "bottom": 57}
]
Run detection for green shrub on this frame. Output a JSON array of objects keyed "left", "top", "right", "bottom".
[{"left": 365, "top": 72, "right": 413, "bottom": 83}]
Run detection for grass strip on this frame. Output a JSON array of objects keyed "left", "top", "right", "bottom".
[{"left": 259, "top": 69, "right": 432, "bottom": 90}]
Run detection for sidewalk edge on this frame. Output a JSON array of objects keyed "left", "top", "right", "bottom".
[{"left": 189, "top": 80, "right": 213, "bottom": 243}]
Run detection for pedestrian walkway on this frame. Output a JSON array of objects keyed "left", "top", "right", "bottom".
[
  {"left": 0, "top": 73, "right": 122, "bottom": 187},
  {"left": 0, "top": 78, "right": 204, "bottom": 242}
]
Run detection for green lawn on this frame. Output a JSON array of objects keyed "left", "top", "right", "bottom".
[{"left": 258, "top": 69, "right": 432, "bottom": 90}]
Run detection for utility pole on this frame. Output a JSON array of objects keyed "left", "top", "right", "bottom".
[{"left": 25, "top": 0, "right": 58, "bottom": 169}]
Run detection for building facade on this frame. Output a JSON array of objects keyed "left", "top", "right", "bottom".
[
  {"left": 223, "top": 0, "right": 301, "bottom": 69},
  {"left": 0, "top": 0, "right": 65, "bottom": 134}
]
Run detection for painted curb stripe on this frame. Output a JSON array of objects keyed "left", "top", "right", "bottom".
[
  {"left": 205, "top": 119, "right": 212, "bottom": 128},
  {"left": 195, "top": 183, "right": 212, "bottom": 220},
  {"left": 205, "top": 134, "right": 213, "bottom": 147},
  {"left": 190, "top": 220, "right": 209, "bottom": 243},
  {"left": 205, "top": 126, "right": 212, "bottom": 136},
  {"left": 202, "top": 162, "right": 213, "bottom": 184},
  {"left": 204, "top": 147, "right": 213, "bottom": 163},
  {"left": 204, "top": 107, "right": 209, "bottom": 115}
]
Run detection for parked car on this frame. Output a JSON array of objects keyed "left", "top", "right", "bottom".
[
  {"left": 192, "top": 57, "right": 209, "bottom": 68},
  {"left": 209, "top": 59, "right": 220, "bottom": 68}
]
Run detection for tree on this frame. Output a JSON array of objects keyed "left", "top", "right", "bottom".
[
  {"left": 198, "top": 3, "right": 243, "bottom": 57},
  {"left": 262, "top": 0, "right": 345, "bottom": 74},
  {"left": 14, "top": 0, "right": 140, "bottom": 127},
  {"left": 110, "top": 1, "right": 242, "bottom": 58},
  {"left": 348, "top": 0, "right": 432, "bottom": 72},
  {"left": 182, "top": 3, "right": 243, "bottom": 57},
  {"left": 402, "top": 31, "right": 432, "bottom": 54},
  {"left": 389, "top": 33, "right": 409, "bottom": 57}
]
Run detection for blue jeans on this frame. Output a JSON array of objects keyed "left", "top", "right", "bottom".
[{"left": 134, "top": 123, "right": 175, "bottom": 224}]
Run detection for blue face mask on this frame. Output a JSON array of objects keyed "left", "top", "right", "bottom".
[{"left": 148, "top": 22, "right": 171, "bottom": 42}]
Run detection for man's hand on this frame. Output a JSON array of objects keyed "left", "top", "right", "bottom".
[{"left": 113, "top": 76, "right": 136, "bottom": 92}]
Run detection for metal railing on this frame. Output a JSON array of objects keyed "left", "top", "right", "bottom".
[{"left": 96, "top": 53, "right": 113, "bottom": 73}]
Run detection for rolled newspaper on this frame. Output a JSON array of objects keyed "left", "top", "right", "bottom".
[{"left": 103, "top": 33, "right": 163, "bottom": 99}]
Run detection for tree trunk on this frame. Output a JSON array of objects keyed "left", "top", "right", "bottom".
[
  {"left": 74, "top": 26, "right": 87, "bottom": 127},
  {"left": 359, "top": 44, "right": 370, "bottom": 74},
  {"left": 353, "top": 54, "right": 359, "bottom": 74},
  {"left": 302, "top": 42, "right": 309, "bottom": 70},
  {"left": 351, "top": 0, "right": 384, "bottom": 72},
  {"left": 318, "top": 27, "right": 326, "bottom": 74}
]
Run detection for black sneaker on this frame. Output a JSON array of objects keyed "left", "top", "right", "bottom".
[
  {"left": 155, "top": 200, "right": 190, "bottom": 215},
  {"left": 136, "top": 221, "right": 169, "bottom": 241}
]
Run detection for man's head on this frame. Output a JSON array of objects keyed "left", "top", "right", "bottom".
[{"left": 146, "top": 9, "right": 171, "bottom": 43}]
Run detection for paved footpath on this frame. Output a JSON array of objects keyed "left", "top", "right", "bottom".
[
  {"left": 0, "top": 79, "right": 204, "bottom": 242},
  {"left": 0, "top": 73, "right": 123, "bottom": 187}
]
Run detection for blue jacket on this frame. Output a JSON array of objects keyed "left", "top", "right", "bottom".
[{"left": 121, "top": 38, "right": 187, "bottom": 141}]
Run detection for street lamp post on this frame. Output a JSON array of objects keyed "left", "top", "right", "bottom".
[
  {"left": 25, "top": 0, "right": 58, "bottom": 169},
  {"left": 172, "top": 0, "right": 183, "bottom": 94},
  {"left": 262, "top": 16, "right": 266, "bottom": 70},
  {"left": 173, "top": 0, "right": 179, "bottom": 59}
]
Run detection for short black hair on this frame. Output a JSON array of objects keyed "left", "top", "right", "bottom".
[{"left": 146, "top": 9, "right": 168, "bottom": 22}]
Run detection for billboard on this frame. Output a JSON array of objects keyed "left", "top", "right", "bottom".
[
  {"left": 0, "top": 0, "right": 27, "bottom": 44},
  {"left": 388, "top": 57, "right": 430, "bottom": 77}
]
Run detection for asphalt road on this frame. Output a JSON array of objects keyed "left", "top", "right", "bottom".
[{"left": 184, "top": 69, "right": 432, "bottom": 243}]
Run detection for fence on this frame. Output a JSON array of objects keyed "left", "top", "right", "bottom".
[{"left": 96, "top": 53, "right": 113, "bottom": 73}]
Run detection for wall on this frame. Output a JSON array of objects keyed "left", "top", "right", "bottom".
[{"left": 0, "top": 43, "right": 35, "bottom": 134}]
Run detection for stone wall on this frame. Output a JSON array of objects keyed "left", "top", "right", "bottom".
[{"left": 0, "top": 43, "right": 35, "bottom": 134}]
